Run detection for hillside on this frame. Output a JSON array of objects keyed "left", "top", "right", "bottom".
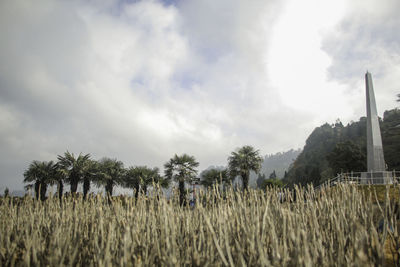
[
  {"left": 284, "top": 108, "right": 400, "bottom": 186},
  {"left": 249, "top": 149, "right": 301, "bottom": 187},
  {"left": 261, "top": 149, "right": 302, "bottom": 178}
]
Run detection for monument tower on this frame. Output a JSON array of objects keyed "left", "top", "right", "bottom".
[
  {"left": 362, "top": 72, "right": 393, "bottom": 184},
  {"left": 365, "top": 72, "right": 386, "bottom": 172}
]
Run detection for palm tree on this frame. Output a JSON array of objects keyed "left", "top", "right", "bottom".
[
  {"left": 164, "top": 154, "right": 199, "bottom": 206},
  {"left": 57, "top": 151, "right": 91, "bottom": 194},
  {"left": 200, "top": 168, "right": 229, "bottom": 189},
  {"left": 125, "top": 167, "right": 141, "bottom": 199},
  {"left": 125, "top": 166, "right": 168, "bottom": 199},
  {"left": 51, "top": 163, "right": 65, "bottom": 200},
  {"left": 97, "top": 158, "right": 125, "bottom": 197},
  {"left": 82, "top": 160, "right": 99, "bottom": 199},
  {"left": 23, "top": 160, "right": 56, "bottom": 200},
  {"left": 228, "top": 145, "right": 263, "bottom": 191}
]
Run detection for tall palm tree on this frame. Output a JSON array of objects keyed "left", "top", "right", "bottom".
[
  {"left": 23, "top": 160, "right": 56, "bottom": 200},
  {"left": 57, "top": 151, "right": 91, "bottom": 194},
  {"left": 97, "top": 158, "right": 125, "bottom": 197},
  {"left": 228, "top": 145, "right": 263, "bottom": 191},
  {"left": 200, "top": 168, "right": 230, "bottom": 189},
  {"left": 125, "top": 166, "right": 168, "bottom": 198},
  {"left": 164, "top": 154, "right": 199, "bottom": 206}
]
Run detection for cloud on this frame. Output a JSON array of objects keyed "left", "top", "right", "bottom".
[
  {"left": 321, "top": 0, "right": 400, "bottom": 113},
  {"left": 0, "top": 0, "right": 399, "bottom": 191}
]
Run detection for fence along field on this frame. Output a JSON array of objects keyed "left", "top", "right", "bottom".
[{"left": 0, "top": 184, "right": 399, "bottom": 266}]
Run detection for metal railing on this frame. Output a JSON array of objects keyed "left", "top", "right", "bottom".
[{"left": 315, "top": 171, "right": 400, "bottom": 191}]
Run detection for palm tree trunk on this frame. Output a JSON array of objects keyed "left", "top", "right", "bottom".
[
  {"left": 34, "top": 181, "right": 40, "bottom": 200},
  {"left": 70, "top": 180, "right": 79, "bottom": 194},
  {"left": 134, "top": 183, "right": 140, "bottom": 200},
  {"left": 242, "top": 174, "right": 249, "bottom": 191},
  {"left": 105, "top": 180, "right": 113, "bottom": 197},
  {"left": 40, "top": 182, "right": 47, "bottom": 201},
  {"left": 83, "top": 178, "right": 90, "bottom": 199},
  {"left": 69, "top": 172, "right": 80, "bottom": 194},
  {"left": 58, "top": 180, "right": 63, "bottom": 200},
  {"left": 105, "top": 180, "right": 113, "bottom": 205},
  {"left": 179, "top": 180, "right": 186, "bottom": 206}
]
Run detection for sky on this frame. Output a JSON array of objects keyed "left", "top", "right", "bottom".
[{"left": 0, "top": 0, "right": 399, "bottom": 191}]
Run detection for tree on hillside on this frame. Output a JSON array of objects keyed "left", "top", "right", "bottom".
[
  {"left": 96, "top": 158, "right": 125, "bottom": 197},
  {"left": 269, "top": 170, "right": 277, "bottom": 179},
  {"left": 164, "top": 154, "right": 199, "bottom": 206},
  {"left": 381, "top": 109, "right": 400, "bottom": 170},
  {"left": 228, "top": 145, "right": 263, "bottom": 191},
  {"left": 285, "top": 123, "right": 344, "bottom": 186},
  {"left": 260, "top": 149, "right": 301, "bottom": 181},
  {"left": 57, "top": 151, "right": 91, "bottom": 194},
  {"left": 327, "top": 141, "right": 366, "bottom": 175},
  {"left": 23, "top": 160, "right": 56, "bottom": 200},
  {"left": 285, "top": 108, "right": 399, "bottom": 186},
  {"left": 200, "top": 168, "right": 229, "bottom": 189}
]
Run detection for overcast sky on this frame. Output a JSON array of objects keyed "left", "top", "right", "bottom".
[{"left": 1, "top": 0, "right": 399, "bottom": 191}]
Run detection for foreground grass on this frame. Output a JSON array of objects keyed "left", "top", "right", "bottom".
[
  {"left": 358, "top": 185, "right": 400, "bottom": 203},
  {"left": 0, "top": 185, "right": 399, "bottom": 266}
]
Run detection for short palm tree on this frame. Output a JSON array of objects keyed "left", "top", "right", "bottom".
[
  {"left": 200, "top": 168, "right": 229, "bottom": 189},
  {"left": 51, "top": 163, "right": 66, "bottom": 200},
  {"left": 82, "top": 160, "right": 99, "bottom": 199},
  {"left": 164, "top": 154, "right": 199, "bottom": 206},
  {"left": 97, "top": 158, "right": 125, "bottom": 197},
  {"left": 228, "top": 145, "right": 263, "bottom": 191},
  {"left": 125, "top": 167, "right": 141, "bottom": 199},
  {"left": 125, "top": 166, "right": 167, "bottom": 198},
  {"left": 23, "top": 160, "right": 56, "bottom": 200},
  {"left": 57, "top": 151, "right": 91, "bottom": 194}
]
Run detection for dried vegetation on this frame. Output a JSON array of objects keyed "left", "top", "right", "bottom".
[{"left": 0, "top": 184, "right": 399, "bottom": 266}]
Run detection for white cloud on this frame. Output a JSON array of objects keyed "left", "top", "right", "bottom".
[
  {"left": 0, "top": 0, "right": 399, "bottom": 191},
  {"left": 267, "top": 0, "right": 353, "bottom": 120},
  {"left": 321, "top": 0, "right": 400, "bottom": 116}
]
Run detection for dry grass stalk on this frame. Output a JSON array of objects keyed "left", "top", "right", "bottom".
[{"left": 0, "top": 184, "right": 393, "bottom": 266}]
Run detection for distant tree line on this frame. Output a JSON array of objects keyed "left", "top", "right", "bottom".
[
  {"left": 255, "top": 170, "right": 285, "bottom": 190},
  {"left": 23, "top": 146, "right": 263, "bottom": 204},
  {"left": 258, "top": 149, "right": 301, "bottom": 180}
]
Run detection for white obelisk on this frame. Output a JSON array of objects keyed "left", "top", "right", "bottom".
[{"left": 365, "top": 72, "right": 386, "bottom": 172}]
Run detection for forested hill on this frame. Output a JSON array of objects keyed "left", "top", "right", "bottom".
[
  {"left": 284, "top": 108, "right": 400, "bottom": 186},
  {"left": 249, "top": 149, "right": 301, "bottom": 187},
  {"left": 261, "top": 149, "right": 301, "bottom": 179}
]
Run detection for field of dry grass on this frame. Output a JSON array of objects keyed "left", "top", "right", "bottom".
[{"left": 0, "top": 184, "right": 399, "bottom": 266}]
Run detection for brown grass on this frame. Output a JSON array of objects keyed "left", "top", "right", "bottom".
[{"left": 0, "top": 184, "right": 398, "bottom": 266}]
